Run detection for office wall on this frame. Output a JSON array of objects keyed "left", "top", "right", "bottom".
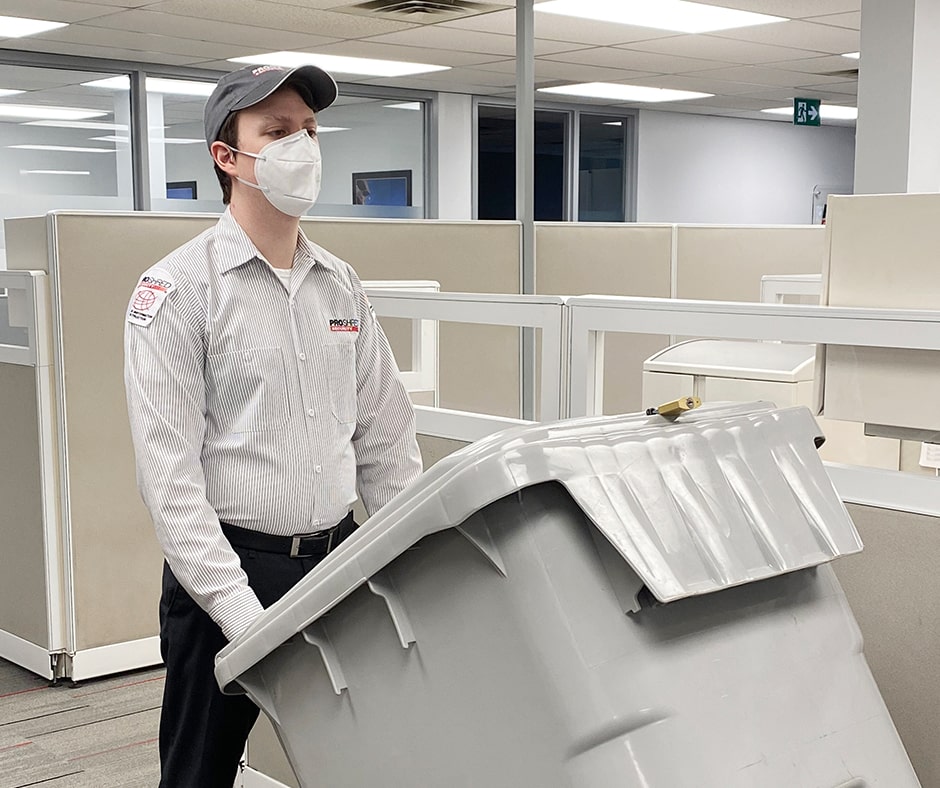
[{"left": 636, "top": 111, "right": 856, "bottom": 224}]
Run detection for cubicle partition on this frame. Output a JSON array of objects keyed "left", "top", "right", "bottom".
[
  {"left": 0, "top": 211, "right": 522, "bottom": 682},
  {"left": 3, "top": 209, "right": 936, "bottom": 787}
]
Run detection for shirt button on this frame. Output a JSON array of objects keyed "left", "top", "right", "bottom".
[
  {"left": 315, "top": 465, "right": 322, "bottom": 474},
  {"left": 307, "top": 408, "right": 315, "bottom": 417},
  {"left": 299, "top": 352, "right": 306, "bottom": 361}
]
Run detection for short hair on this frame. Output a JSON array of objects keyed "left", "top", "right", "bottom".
[
  {"left": 211, "top": 80, "right": 314, "bottom": 205},
  {"left": 213, "top": 111, "right": 239, "bottom": 205}
]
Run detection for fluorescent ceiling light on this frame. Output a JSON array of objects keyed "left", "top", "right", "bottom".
[
  {"left": 535, "top": 0, "right": 786, "bottom": 33},
  {"left": 0, "top": 105, "right": 106, "bottom": 120},
  {"left": 761, "top": 105, "right": 858, "bottom": 120},
  {"left": 384, "top": 102, "right": 422, "bottom": 111},
  {"left": 603, "top": 121, "right": 623, "bottom": 126},
  {"left": 9, "top": 144, "right": 117, "bottom": 153},
  {"left": 0, "top": 89, "right": 24, "bottom": 98},
  {"left": 0, "top": 15, "right": 68, "bottom": 38},
  {"left": 23, "top": 120, "right": 129, "bottom": 130},
  {"left": 539, "top": 82, "right": 712, "bottom": 102},
  {"left": 20, "top": 169, "right": 90, "bottom": 175},
  {"left": 82, "top": 76, "right": 215, "bottom": 96},
  {"left": 229, "top": 52, "right": 450, "bottom": 78},
  {"left": 842, "top": 52, "right": 860, "bottom": 59},
  {"left": 316, "top": 126, "right": 350, "bottom": 132}
]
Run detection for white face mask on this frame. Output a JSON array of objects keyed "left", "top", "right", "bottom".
[{"left": 230, "top": 129, "right": 322, "bottom": 217}]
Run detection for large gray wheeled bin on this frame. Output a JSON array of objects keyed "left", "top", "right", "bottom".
[{"left": 216, "top": 402, "right": 919, "bottom": 788}]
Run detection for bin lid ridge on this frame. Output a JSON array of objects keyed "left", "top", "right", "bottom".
[{"left": 215, "top": 401, "right": 861, "bottom": 694}]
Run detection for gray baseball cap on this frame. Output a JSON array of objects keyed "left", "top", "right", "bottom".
[{"left": 204, "top": 64, "right": 338, "bottom": 149}]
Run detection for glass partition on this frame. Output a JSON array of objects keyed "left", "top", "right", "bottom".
[
  {"left": 0, "top": 65, "right": 134, "bottom": 266},
  {"left": 314, "top": 96, "right": 426, "bottom": 219}
]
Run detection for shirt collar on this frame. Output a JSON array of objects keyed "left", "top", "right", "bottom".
[{"left": 212, "top": 208, "right": 329, "bottom": 275}]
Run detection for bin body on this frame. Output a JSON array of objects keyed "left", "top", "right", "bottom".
[{"left": 234, "top": 482, "right": 916, "bottom": 787}]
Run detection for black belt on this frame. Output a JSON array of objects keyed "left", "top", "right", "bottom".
[{"left": 220, "top": 512, "right": 356, "bottom": 559}]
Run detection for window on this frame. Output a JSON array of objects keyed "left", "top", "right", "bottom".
[
  {"left": 0, "top": 65, "right": 134, "bottom": 265},
  {"left": 315, "top": 96, "right": 426, "bottom": 219},
  {"left": 578, "top": 114, "right": 627, "bottom": 222},
  {"left": 476, "top": 102, "right": 634, "bottom": 223},
  {"left": 477, "top": 105, "right": 568, "bottom": 221}
]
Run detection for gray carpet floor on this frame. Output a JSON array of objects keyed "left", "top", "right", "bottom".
[{"left": 0, "top": 657, "right": 163, "bottom": 787}]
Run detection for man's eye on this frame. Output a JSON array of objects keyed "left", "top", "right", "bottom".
[{"left": 307, "top": 128, "right": 317, "bottom": 138}]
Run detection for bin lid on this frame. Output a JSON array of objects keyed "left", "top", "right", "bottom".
[
  {"left": 216, "top": 402, "right": 861, "bottom": 693},
  {"left": 644, "top": 339, "right": 815, "bottom": 382}
]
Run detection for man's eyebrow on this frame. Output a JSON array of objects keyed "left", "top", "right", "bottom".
[{"left": 259, "top": 113, "right": 317, "bottom": 125}]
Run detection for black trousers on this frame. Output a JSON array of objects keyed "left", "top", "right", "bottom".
[{"left": 158, "top": 524, "right": 355, "bottom": 788}]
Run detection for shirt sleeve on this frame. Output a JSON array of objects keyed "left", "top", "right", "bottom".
[
  {"left": 348, "top": 273, "right": 423, "bottom": 516},
  {"left": 124, "top": 279, "right": 264, "bottom": 642}
]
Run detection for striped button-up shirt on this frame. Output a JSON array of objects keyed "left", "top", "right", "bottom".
[{"left": 124, "top": 209, "right": 422, "bottom": 641}]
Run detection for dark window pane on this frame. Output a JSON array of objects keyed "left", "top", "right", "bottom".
[
  {"left": 578, "top": 115, "right": 626, "bottom": 222},
  {"left": 477, "top": 106, "right": 567, "bottom": 221}
]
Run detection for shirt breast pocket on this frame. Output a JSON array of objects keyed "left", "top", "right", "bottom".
[
  {"left": 324, "top": 341, "right": 356, "bottom": 424},
  {"left": 207, "top": 346, "right": 289, "bottom": 433}
]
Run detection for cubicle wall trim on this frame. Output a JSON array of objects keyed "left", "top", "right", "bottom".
[
  {"left": 369, "top": 290, "right": 940, "bottom": 522},
  {"left": 68, "top": 635, "right": 162, "bottom": 682},
  {"left": 0, "top": 628, "right": 54, "bottom": 680},
  {"left": 240, "top": 767, "right": 290, "bottom": 788},
  {"left": 44, "top": 215, "right": 78, "bottom": 660}
]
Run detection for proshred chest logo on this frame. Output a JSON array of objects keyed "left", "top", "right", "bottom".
[{"left": 329, "top": 318, "right": 360, "bottom": 333}]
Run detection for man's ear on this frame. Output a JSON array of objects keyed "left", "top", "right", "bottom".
[{"left": 210, "top": 140, "right": 237, "bottom": 175}]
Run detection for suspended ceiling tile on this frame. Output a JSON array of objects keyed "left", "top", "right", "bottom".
[
  {"left": 807, "top": 11, "right": 861, "bottom": 29},
  {"left": 366, "top": 25, "right": 590, "bottom": 57},
  {"left": 533, "top": 16, "right": 681, "bottom": 47},
  {"left": 0, "top": 0, "right": 123, "bottom": 23},
  {"left": 622, "top": 35, "right": 824, "bottom": 65},
  {"left": 436, "top": 9, "right": 514, "bottom": 35},
  {"left": 7, "top": 37, "right": 201, "bottom": 67},
  {"left": 0, "top": 65, "right": 116, "bottom": 90},
  {"left": 475, "top": 58, "right": 655, "bottom": 84},
  {"left": 145, "top": 0, "right": 417, "bottom": 38},
  {"left": 711, "top": 20, "right": 860, "bottom": 54},
  {"left": 736, "top": 86, "right": 858, "bottom": 102},
  {"left": 798, "top": 82, "right": 857, "bottom": 96},
  {"left": 761, "top": 55, "right": 859, "bottom": 75},
  {"left": 690, "top": 0, "right": 860, "bottom": 17},
  {"left": 32, "top": 25, "right": 257, "bottom": 61},
  {"left": 85, "top": 9, "right": 339, "bottom": 50},
  {"left": 692, "top": 65, "right": 854, "bottom": 87},
  {"left": 311, "top": 39, "right": 510, "bottom": 68},
  {"left": 634, "top": 73, "right": 781, "bottom": 95},
  {"left": 680, "top": 94, "right": 788, "bottom": 111},
  {"left": 543, "top": 47, "right": 737, "bottom": 74}
]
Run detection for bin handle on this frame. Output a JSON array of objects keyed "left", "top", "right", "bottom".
[
  {"left": 367, "top": 571, "right": 416, "bottom": 649},
  {"left": 301, "top": 622, "right": 347, "bottom": 695}
]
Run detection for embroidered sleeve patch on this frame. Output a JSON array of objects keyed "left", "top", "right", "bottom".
[{"left": 127, "top": 269, "right": 176, "bottom": 327}]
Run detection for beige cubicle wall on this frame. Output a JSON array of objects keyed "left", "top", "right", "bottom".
[
  {"left": 834, "top": 505, "right": 940, "bottom": 788},
  {"left": 675, "top": 225, "right": 826, "bottom": 302},
  {"left": 824, "top": 194, "right": 940, "bottom": 435},
  {"left": 535, "top": 222, "right": 673, "bottom": 414},
  {"left": 2, "top": 211, "right": 522, "bottom": 677},
  {"left": 7, "top": 212, "right": 218, "bottom": 657},
  {"left": 0, "top": 364, "right": 50, "bottom": 649},
  {"left": 303, "top": 218, "right": 522, "bottom": 418}
]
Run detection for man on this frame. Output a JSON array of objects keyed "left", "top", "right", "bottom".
[{"left": 124, "top": 64, "right": 422, "bottom": 787}]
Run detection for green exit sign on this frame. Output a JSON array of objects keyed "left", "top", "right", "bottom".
[{"left": 794, "top": 97, "right": 821, "bottom": 126}]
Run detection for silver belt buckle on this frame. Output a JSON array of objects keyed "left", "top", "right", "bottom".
[
  {"left": 289, "top": 535, "right": 306, "bottom": 558},
  {"left": 290, "top": 527, "right": 337, "bottom": 558}
]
